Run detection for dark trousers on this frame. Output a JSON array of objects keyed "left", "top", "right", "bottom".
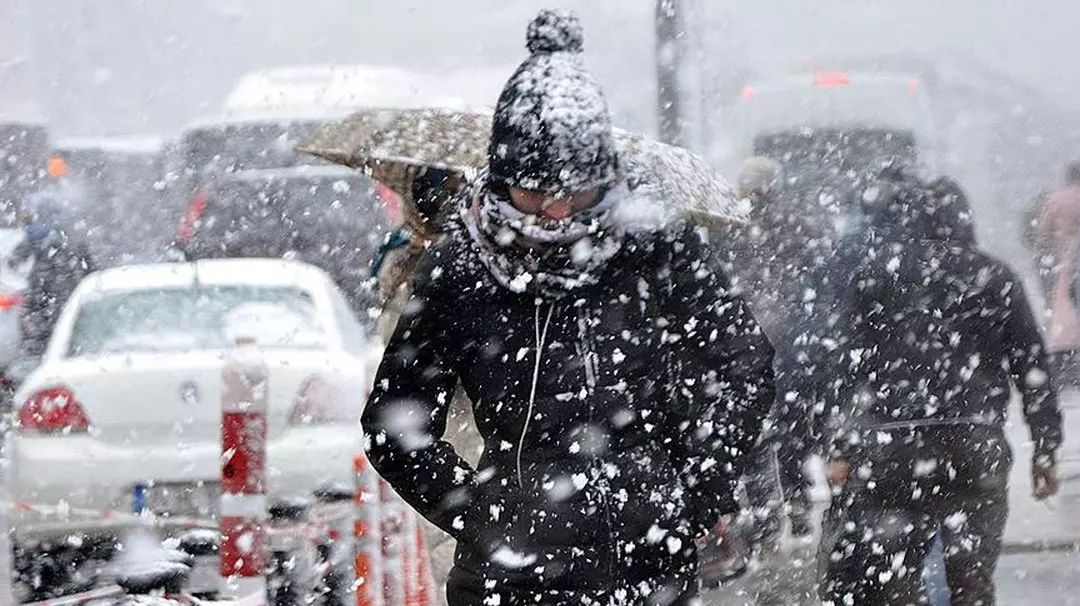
[
  {"left": 766, "top": 349, "right": 815, "bottom": 503},
  {"left": 818, "top": 426, "right": 1011, "bottom": 606}
]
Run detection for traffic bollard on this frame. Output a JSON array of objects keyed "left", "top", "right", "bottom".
[
  {"left": 405, "top": 518, "right": 435, "bottom": 606},
  {"left": 219, "top": 336, "right": 270, "bottom": 599},
  {"left": 353, "top": 454, "right": 383, "bottom": 606},
  {"left": 379, "top": 479, "right": 407, "bottom": 606}
]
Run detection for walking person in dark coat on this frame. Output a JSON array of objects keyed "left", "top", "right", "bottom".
[
  {"left": 361, "top": 10, "right": 776, "bottom": 605},
  {"left": 11, "top": 191, "right": 96, "bottom": 358},
  {"left": 818, "top": 173, "right": 1062, "bottom": 606},
  {"left": 715, "top": 156, "right": 826, "bottom": 546}
]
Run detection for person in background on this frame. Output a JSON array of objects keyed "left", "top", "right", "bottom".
[
  {"left": 10, "top": 190, "right": 96, "bottom": 359},
  {"left": 361, "top": 9, "right": 775, "bottom": 605},
  {"left": 1020, "top": 189, "right": 1054, "bottom": 304},
  {"left": 1035, "top": 161, "right": 1080, "bottom": 386},
  {"left": 819, "top": 172, "right": 1061, "bottom": 605},
  {"left": 715, "top": 156, "right": 824, "bottom": 545},
  {"left": 370, "top": 167, "right": 484, "bottom": 606}
]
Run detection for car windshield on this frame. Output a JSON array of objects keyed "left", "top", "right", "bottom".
[{"left": 67, "top": 285, "right": 326, "bottom": 356}]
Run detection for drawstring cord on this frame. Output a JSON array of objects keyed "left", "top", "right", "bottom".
[{"left": 517, "top": 302, "right": 555, "bottom": 489}]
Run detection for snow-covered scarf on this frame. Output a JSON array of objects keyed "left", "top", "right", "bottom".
[{"left": 463, "top": 181, "right": 626, "bottom": 298}]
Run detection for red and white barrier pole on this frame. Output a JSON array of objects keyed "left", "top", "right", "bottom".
[
  {"left": 405, "top": 517, "right": 436, "bottom": 606},
  {"left": 219, "top": 336, "right": 270, "bottom": 599},
  {"left": 379, "top": 479, "right": 407, "bottom": 606},
  {"left": 353, "top": 454, "right": 383, "bottom": 606}
]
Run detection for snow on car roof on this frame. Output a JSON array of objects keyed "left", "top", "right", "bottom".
[
  {"left": 79, "top": 259, "right": 332, "bottom": 295},
  {"left": 54, "top": 135, "right": 166, "bottom": 155}
]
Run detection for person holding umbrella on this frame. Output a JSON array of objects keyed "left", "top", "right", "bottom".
[{"left": 361, "top": 9, "right": 775, "bottom": 605}]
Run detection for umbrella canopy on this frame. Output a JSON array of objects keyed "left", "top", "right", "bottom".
[{"left": 297, "top": 107, "right": 745, "bottom": 236}]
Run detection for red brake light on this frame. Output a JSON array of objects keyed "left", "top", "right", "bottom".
[
  {"left": 909, "top": 78, "right": 921, "bottom": 91},
  {"left": 177, "top": 191, "right": 209, "bottom": 242},
  {"left": 18, "top": 387, "right": 90, "bottom": 434},
  {"left": 814, "top": 72, "right": 850, "bottom": 87},
  {"left": 741, "top": 85, "right": 756, "bottom": 99},
  {"left": 0, "top": 294, "right": 24, "bottom": 311},
  {"left": 290, "top": 375, "right": 357, "bottom": 426}
]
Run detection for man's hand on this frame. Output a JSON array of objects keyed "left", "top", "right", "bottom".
[
  {"left": 827, "top": 460, "right": 852, "bottom": 488},
  {"left": 1033, "top": 464, "right": 1060, "bottom": 501}
]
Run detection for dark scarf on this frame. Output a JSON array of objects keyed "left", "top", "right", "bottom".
[{"left": 462, "top": 180, "right": 627, "bottom": 298}]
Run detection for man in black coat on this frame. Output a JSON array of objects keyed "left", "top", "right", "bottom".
[
  {"left": 818, "top": 173, "right": 1062, "bottom": 606},
  {"left": 11, "top": 191, "right": 96, "bottom": 358},
  {"left": 361, "top": 10, "right": 775, "bottom": 606}
]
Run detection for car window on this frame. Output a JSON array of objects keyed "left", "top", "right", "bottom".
[
  {"left": 67, "top": 285, "right": 326, "bottom": 356},
  {"left": 181, "top": 121, "right": 326, "bottom": 177},
  {"left": 198, "top": 175, "right": 382, "bottom": 246}
]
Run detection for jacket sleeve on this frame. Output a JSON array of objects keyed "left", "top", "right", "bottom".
[
  {"left": 1002, "top": 273, "right": 1063, "bottom": 469},
  {"left": 9, "top": 239, "right": 32, "bottom": 266},
  {"left": 360, "top": 244, "right": 477, "bottom": 538},
  {"left": 664, "top": 225, "right": 776, "bottom": 528}
]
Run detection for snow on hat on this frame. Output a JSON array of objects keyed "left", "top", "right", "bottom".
[{"left": 487, "top": 9, "right": 618, "bottom": 194}]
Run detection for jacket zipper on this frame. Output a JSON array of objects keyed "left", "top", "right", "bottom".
[
  {"left": 516, "top": 301, "right": 555, "bottom": 490},
  {"left": 577, "top": 307, "right": 620, "bottom": 589}
]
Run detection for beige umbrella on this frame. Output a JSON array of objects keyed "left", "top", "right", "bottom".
[{"left": 296, "top": 107, "right": 745, "bottom": 237}]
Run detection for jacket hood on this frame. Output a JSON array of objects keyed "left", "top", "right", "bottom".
[{"left": 871, "top": 174, "right": 976, "bottom": 246}]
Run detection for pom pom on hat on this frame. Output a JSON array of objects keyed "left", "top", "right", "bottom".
[
  {"left": 488, "top": 9, "right": 617, "bottom": 193},
  {"left": 526, "top": 9, "right": 585, "bottom": 54}
]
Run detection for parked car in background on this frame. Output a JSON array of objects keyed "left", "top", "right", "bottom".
[
  {"left": 172, "top": 165, "right": 390, "bottom": 321},
  {"left": 715, "top": 71, "right": 940, "bottom": 236},
  {"left": 0, "top": 119, "right": 51, "bottom": 221},
  {"left": 162, "top": 114, "right": 332, "bottom": 216},
  {"left": 10, "top": 258, "right": 377, "bottom": 524},
  {"left": 51, "top": 136, "right": 167, "bottom": 265}
]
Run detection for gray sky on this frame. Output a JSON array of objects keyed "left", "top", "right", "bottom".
[{"left": 7, "top": 0, "right": 1076, "bottom": 138}]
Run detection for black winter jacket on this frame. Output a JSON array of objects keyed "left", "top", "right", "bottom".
[
  {"left": 362, "top": 220, "right": 775, "bottom": 596},
  {"left": 711, "top": 194, "right": 828, "bottom": 347},
  {"left": 827, "top": 212, "right": 1061, "bottom": 469},
  {"left": 16, "top": 231, "right": 96, "bottom": 357}
]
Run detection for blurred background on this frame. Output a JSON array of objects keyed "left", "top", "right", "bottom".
[
  {"left": 3, "top": 0, "right": 1079, "bottom": 260},
  {"left": 1, "top": 3, "right": 1080, "bottom": 603}
]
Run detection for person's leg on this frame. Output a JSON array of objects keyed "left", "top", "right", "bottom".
[
  {"left": 938, "top": 428, "right": 1011, "bottom": 606},
  {"left": 924, "top": 530, "right": 951, "bottom": 606},
  {"left": 819, "top": 489, "right": 931, "bottom": 605},
  {"left": 938, "top": 483, "right": 1009, "bottom": 605},
  {"left": 771, "top": 370, "right": 813, "bottom": 537},
  {"left": 743, "top": 440, "right": 783, "bottom": 553}
]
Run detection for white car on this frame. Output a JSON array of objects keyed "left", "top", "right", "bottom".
[{"left": 10, "top": 258, "right": 377, "bottom": 522}]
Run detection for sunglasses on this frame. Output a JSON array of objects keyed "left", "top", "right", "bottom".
[{"left": 508, "top": 187, "right": 602, "bottom": 219}]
